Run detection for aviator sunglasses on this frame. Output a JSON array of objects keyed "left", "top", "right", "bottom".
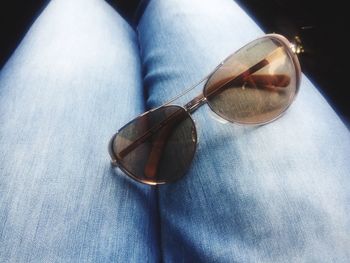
[{"left": 108, "top": 34, "right": 301, "bottom": 185}]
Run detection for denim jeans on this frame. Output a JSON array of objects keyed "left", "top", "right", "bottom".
[{"left": 1, "top": 0, "right": 349, "bottom": 262}]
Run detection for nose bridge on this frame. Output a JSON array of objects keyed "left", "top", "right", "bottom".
[{"left": 184, "top": 93, "right": 207, "bottom": 113}]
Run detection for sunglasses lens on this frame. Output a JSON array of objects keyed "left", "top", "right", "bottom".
[
  {"left": 111, "top": 105, "right": 197, "bottom": 185},
  {"left": 204, "top": 35, "right": 299, "bottom": 124}
]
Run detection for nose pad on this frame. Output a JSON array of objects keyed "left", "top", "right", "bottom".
[{"left": 209, "top": 110, "right": 229, "bottom": 124}]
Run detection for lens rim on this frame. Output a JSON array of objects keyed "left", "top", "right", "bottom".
[
  {"left": 109, "top": 105, "right": 198, "bottom": 185},
  {"left": 203, "top": 33, "right": 302, "bottom": 125}
]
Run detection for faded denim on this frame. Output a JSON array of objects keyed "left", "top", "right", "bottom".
[
  {"left": 1, "top": 0, "right": 350, "bottom": 262},
  {"left": 138, "top": 0, "right": 350, "bottom": 261},
  {"left": 0, "top": 0, "right": 159, "bottom": 262}
]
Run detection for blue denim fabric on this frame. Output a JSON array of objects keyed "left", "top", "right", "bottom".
[
  {"left": 0, "top": 0, "right": 159, "bottom": 262},
  {"left": 138, "top": 0, "right": 350, "bottom": 261},
  {"left": 1, "top": 0, "right": 350, "bottom": 262}
]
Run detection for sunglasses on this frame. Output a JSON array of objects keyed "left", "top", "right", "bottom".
[{"left": 108, "top": 34, "right": 301, "bottom": 185}]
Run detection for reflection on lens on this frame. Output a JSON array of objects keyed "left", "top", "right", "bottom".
[
  {"left": 112, "top": 105, "right": 197, "bottom": 185},
  {"left": 204, "top": 35, "right": 300, "bottom": 124}
]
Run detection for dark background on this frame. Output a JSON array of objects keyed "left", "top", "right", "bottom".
[{"left": 1, "top": 0, "right": 348, "bottom": 126}]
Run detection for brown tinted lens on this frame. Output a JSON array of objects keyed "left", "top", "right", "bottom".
[
  {"left": 112, "top": 105, "right": 197, "bottom": 185},
  {"left": 204, "top": 35, "right": 299, "bottom": 124}
]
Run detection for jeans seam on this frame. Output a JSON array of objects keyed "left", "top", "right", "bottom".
[{"left": 135, "top": 19, "right": 163, "bottom": 262}]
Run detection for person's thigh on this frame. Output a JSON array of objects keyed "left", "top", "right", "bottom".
[
  {"left": 138, "top": 0, "right": 350, "bottom": 261},
  {"left": 0, "top": 0, "right": 159, "bottom": 262}
]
